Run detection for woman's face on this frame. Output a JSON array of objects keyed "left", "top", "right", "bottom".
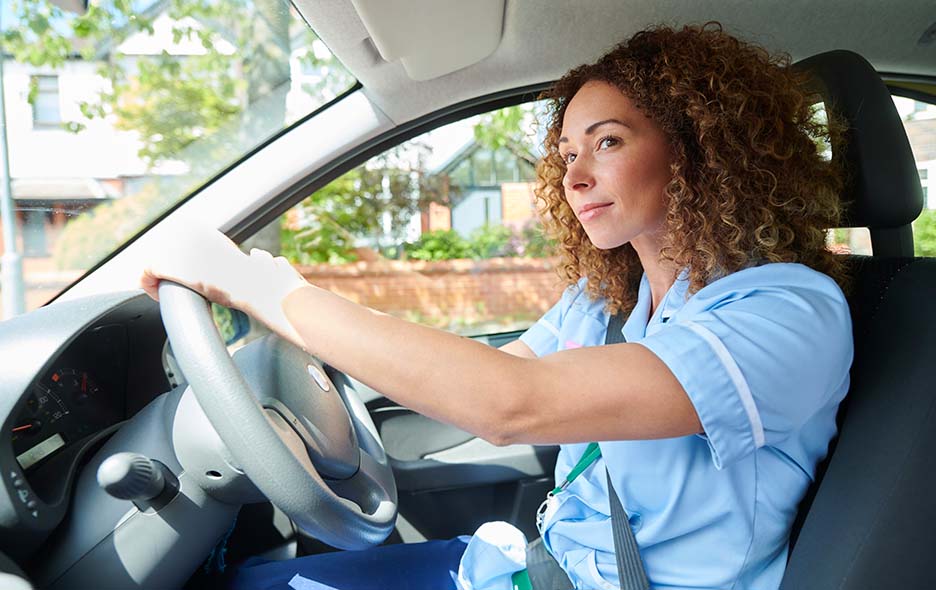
[{"left": 559, "top": 80, "right": 673, "bottom": 251}]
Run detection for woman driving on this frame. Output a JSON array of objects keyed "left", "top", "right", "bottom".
[{"left": 142, "top": 22, "right": 852, "bottom": 590}]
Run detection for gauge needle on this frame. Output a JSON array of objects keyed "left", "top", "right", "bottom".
[{"left": 12, "top": 424, "right": 33, "bottom": 432}]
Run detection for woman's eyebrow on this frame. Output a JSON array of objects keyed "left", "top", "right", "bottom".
[{"left": 559, "top": 118, "right": 630, "bottom": 143}]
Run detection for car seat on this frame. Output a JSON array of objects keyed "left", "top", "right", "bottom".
[{"left": 781, "top": 50, "right": 934, "bottom": 588}]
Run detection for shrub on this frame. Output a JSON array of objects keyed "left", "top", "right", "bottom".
[
  {"left": 913, "top": 209, "right": 936, "bottom": 256},
  {"left": 404, "top": 230, "right": 472, "bottom": 260},
  {"left": 467, "top": 224, "right": 515, "bottom": 258}
]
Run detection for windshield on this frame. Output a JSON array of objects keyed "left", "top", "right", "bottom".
[{"left": 0, "top": 0, "right": 354, "bottom": 317}]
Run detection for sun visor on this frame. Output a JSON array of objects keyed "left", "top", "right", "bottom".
[{"left": 350, "top": 0, "right": 505, "bottom": 81}]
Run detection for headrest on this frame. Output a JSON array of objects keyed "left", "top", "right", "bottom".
[{"left": 794, "top": 50, "right": 923, "bottom": 231}]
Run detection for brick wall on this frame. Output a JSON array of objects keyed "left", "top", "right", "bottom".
[{"left": 296, "top": 256, "right": 565, "bottom": 334}]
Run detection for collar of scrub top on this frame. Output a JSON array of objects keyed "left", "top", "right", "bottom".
[{"left": 622, "top": 270, "right": 692, "bottom": 342}]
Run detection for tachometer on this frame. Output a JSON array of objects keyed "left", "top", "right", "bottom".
[{"left": 48, "top": 368, "right": 102, "bottom": 413}]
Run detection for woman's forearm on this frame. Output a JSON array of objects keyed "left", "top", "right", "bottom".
[{"left": 281, "top": 284, "right": 534, "bottom": 444}]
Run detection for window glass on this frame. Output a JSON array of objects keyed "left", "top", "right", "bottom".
[
  {"left": 31, "top": 75, "right": 61, "bottom": 127},
  {"left": 0, "top": 0, "right": 355, "bottom": 317},
  {"left": 894, "top": 95, "right": 936, "bottom": 256},
  {"left": 831, "top": 94, "right": 936, "bottom": 256},
  {"left": 275, "top": 102, "right": 558, "bottom": 337},
  {"left": 815, "top": 99, "right": 872, "bottom": 255}
]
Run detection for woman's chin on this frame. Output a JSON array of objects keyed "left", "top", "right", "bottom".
[{"left": 586, "top": 233, "right": 629, "bottom": 251}]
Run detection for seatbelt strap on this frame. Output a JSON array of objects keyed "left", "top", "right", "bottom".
[
  {"left": 605, "top": 312, "right": 651, "bottom": 590},
  {"left": 511, "top": 312, "right": 650, "bottom": 590}
]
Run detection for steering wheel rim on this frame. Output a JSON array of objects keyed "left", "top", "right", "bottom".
[{"left": 158, "top": 280, "right": 397, "bottom": 549}]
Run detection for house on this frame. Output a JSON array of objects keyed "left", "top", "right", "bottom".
[
  {"left": 424, "top": 139, "right": 539, "bottom": 236},
  {"left": 0, "top": 1, "right": 338, "bottom": 262}
]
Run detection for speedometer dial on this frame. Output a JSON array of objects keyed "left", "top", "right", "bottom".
[
  {"left": 12, "top": 386, "right": 70, "bottom": 470},
  {"left": 11, "top": 368, "right": 113, "bottom": 471}
]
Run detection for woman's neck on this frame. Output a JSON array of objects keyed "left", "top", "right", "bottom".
[{"left": 631, "top": 234, "right": 678, "bottom": 320}]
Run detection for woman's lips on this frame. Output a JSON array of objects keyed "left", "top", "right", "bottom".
[{"left": 578, "top": 202, "right": 613, "bottom": 222}]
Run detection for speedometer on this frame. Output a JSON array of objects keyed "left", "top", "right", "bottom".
[
  {"left": 11, "top": 366, "right": 121, "bottom": 472},
  {"left": 12, "top": 386, "right": 70, "bottom": 470}
]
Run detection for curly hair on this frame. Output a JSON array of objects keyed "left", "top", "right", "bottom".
[{"left": 534, "top": 22, "right": 846, "bottom": 315}]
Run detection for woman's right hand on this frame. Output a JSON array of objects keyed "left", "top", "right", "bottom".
[
  {"left": 140, "top": 224, "right": 310, "bottom": 348},
  {"left": 140, "top": 225, "right": 251, "bottom": 308}
]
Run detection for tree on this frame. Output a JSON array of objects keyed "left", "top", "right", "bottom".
[
  {"left": 3, "top": 0, "right": 320, "bottom": 168},
  {"left": 282, "top": 142, "right": 449, "bottom": 264},
  {"left": 473, "top": 103, "right": 540, "bottom": 166},
  {"left": 4, "top": 0, "right": 352, "bottom": 267}
]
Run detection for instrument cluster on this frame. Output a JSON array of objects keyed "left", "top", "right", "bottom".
[{"left": 8, "top": 324, "right": 128, "bottom": 499}]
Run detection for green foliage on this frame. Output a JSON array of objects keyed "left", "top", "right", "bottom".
[
  {"left": 474, "top": 106, "right": 527, "bottom": 151},
  {"left": 280, "top": 171, "right": 361, "bottom": 264},
  {"left": 466, "top": 224, "right": 513, "bottom": 258},
  {"left": 913, "top": 209, "right": 936, "bottom": 256},
  {"left": 401, "top": 223, "right": 554, "bottom": 262},
  {"left": 473, "top": 104, "right": 538, "bottom": 166},
  {"left": 281, "top": 144, "right": 450, "bottom": 265},
  {"left": 403, "top": 230, "right": 471, "bottom": 261},
  {"left": 519, "top": 219, "right": 556, "bottom": 258},
  {"left": 3, "top": 0, "right": 348, "bottom": 168}
]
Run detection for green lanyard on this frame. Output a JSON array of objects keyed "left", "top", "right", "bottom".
[
  {"left": 552, "top": 442, "right": 602, "bottom": 494},
  {"left": 534, "top": 442, "right": 602, "bottom": 534},
  {"left": 515, "top": 443, "right": 603, "bottom": 590}
]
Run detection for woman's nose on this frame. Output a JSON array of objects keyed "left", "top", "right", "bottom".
[{"left": 562, "top": 159, "right": 594, "bottom": 193}]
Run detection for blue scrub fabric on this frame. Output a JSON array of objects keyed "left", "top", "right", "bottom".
[
  {"left": 518, "top": 263, "right": 853, "bottom": 590},
  {"left": 225, "top": 537, "right": 469, "bottom": 590}
]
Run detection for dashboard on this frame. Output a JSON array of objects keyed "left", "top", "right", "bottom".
[
  {"left": 0, "top": 291, "right": 170, "bottom": 562},
  {"left": 11, "top": 325, "right": 128, "bottom": 503}
]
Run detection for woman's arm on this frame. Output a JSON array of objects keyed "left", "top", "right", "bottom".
[
  {"left": 283, "top": 284, "right": 702, "bottom": 446},
  {"left": 140, "top": 228, "right": 700, "bottom": 447}
]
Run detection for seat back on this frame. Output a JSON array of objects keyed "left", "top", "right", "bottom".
[
  {"left": 782, "top": 257, "right": 936, "bottom": 588},
  {"left": 781, "top": 51, "right": 933, "bottom": 588}
]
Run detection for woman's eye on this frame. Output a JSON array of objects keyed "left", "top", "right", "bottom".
[
  {"left": 563, "top": 152, "right": 577, "bottom": 164},
  {"left": 598, "top": 136, "right": 620, "bottom": 150}
]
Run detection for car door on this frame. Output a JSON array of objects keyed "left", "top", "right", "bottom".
[{"left": 242, "top": 100, "right": 562, "bottom": 542}]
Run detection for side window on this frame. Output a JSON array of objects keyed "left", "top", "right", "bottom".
[
  {"left": 830, "top": 92, "right": 936, "bottom": 256},
  {"left": 272, "top": 102, "right": 562, "bottom": 336},
  {"left": 893, "top": 92, "right": 936, "bottom": 256}
]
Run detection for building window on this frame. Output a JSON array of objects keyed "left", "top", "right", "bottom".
[{"left": 31, "top": 75, "right": 61, "bottom": 128}]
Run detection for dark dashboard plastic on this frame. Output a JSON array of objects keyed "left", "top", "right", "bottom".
[{"left": 0, "top": 291, "right": 168, "bottom": 561}]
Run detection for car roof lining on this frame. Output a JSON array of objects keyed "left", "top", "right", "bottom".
[{"left": 295, "top": 0, "right": 936, "bottom": 126}]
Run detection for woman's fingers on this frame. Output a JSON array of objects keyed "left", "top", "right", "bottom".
[
  {"left": 139, "top": 224, "right": 243, "bottom": 304},
  {"left": 140, "top": 267, "right": 161, "bottom": 302}
]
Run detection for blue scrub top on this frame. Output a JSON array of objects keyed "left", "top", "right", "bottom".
[{"left": 507, "top": 262, "right": 852, "bottom": 590}]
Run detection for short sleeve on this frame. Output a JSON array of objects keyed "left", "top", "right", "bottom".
[
  {"left": 635, "top": 265, "right": 853, "bottom": 470},
  {"left": 519, "top": 278, "right": 589, "bottom": 358}
]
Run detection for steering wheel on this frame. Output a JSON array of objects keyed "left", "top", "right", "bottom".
[{"left": 157, "top": 280, "right": 397, "bottom": 550}]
